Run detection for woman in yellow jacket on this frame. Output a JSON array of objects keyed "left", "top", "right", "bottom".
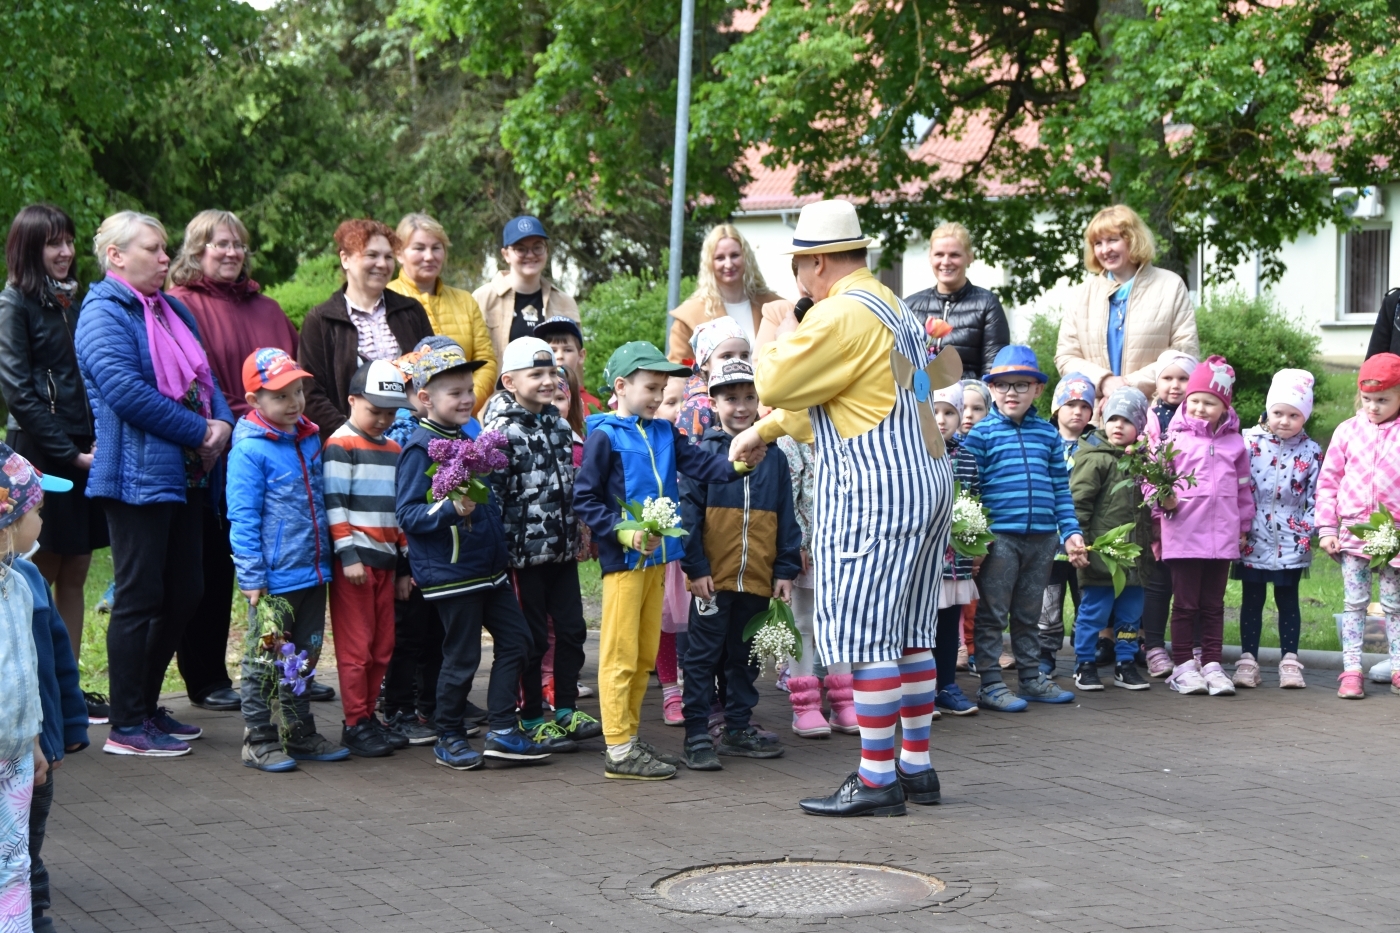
[{"left": 387, "top": 213, "right": 498, "bottom": 409}]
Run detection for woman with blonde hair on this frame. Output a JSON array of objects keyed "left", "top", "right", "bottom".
[
  {"left": 387, "top": 213, "right": 497, "bottom": 409},
  {"left": 666, "top": 224, "right": 781, "bottom": 363},
  {"left": 905, "top": 221, "right": 1010, "bottom": 379},
  {"left": 1056, "top": 204, "right": 1198, "bottom": 401}
]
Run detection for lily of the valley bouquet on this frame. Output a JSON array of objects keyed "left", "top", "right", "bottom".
[
  {"left": 243, "top": 594, "right": 317, "bottom": 739},
  {"left": 614, "top": 496, "right": 688, "bottom": 569},
  {"left": 1056, "top": 523, "right": 1143, "bottom": 596},
  {"left": 744, "top": 598, "right": 802, "bottom": 665},
  {"left": 1349, "top": 503, "right": 1400, "bottom": 568},
  {"left": 1114, "top": 438, "right": 1196, "bottom": 509},
  {"left": 426, "top": 431, "right": 509, "bottom": 514},
  {"left": 950, "top": 482, "right": 995, "bottom": 558}
]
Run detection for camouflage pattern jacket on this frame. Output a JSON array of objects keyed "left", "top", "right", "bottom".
[{"left": 485, "top": 395, "right": 578, "bottom": 568}]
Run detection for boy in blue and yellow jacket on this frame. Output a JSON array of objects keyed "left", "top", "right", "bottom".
[{"left": 573, "top": 342, "right": 758, "bottom": 781}]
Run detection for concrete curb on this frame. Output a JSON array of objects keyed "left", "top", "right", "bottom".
[{"left": 1029, "top": 635, "right": 1385, "bottom": 672}]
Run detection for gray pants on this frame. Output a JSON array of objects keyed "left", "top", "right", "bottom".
[
  {"left": 240, "top": 584, "right": 327, "bottom": 732},
  {"left": 973, "top": 532, "right": 1058, "bottom": 685}
]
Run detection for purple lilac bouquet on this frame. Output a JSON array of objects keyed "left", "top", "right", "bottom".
[{"left": 426, "top": 431, "right": 509, "bottom": 513}]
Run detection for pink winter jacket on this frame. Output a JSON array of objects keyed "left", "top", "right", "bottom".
[
  {"left": 1314, "top": 414, "right": 1400, "bottom": 567},
  {"left": 1153, "top": 405, "right": 1254, "bottom": 560}
]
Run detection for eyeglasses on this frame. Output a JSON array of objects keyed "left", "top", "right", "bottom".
[
  {"left": 509, "top": 242, "right": 547, "bottom": 257},
  {"left": 989, "top": 381, "right": 1035, "bottom": 395},
  {"left": 206, "top": 240, "right": 246, "bottom": 254}
]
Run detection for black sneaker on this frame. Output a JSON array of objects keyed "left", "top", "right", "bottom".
[
  {"left": 464, "top": 700, "right": 489, "bottom": 726},
  {"left": 305, "top": 679, "right": 336, "bottom": 702},
  {"left": 386, "top": 711, "right": 438, "bottom": 746},
  {"left": 1114, "top": 662, "right": 1151, "bottom": 691},
  {"left": 683, "top": 737, "right": 722, "bottom": 771},
  {"left": 524, "top": 720, "right": 578, "bottom": 753},
  {"left": 372, "top": 715, "right": 410, "bottom": 750},
  {"left": 717, "top": 726, "right": 784, "bottom": 759},
  {"left": 342, "top": 719, "right": 394, "bottom": 757},
  {"left": 84, "top": 691, "right": 110, "bottom": 725},
  {"left": 1074, "top": 662, "right": 1104, "bottom": 692},
  {"left": 1095, "top": 637, "right": 1116, "bottom": 666}
]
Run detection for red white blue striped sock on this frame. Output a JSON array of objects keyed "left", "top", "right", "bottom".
[
  {"left": 897, "top": 648, "right": 936, "bottom": 773},
  {"left": 851, "top": 660, "right": 901, "bottom": 787}
]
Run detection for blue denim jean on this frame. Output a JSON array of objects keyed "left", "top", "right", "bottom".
[{"left": 1073, "top": 584, "right": 1144, "bottom": 664}]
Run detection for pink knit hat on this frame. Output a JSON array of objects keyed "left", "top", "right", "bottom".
[{"left": 1184, "top": 354, "right": 1235, "bottom": 407}]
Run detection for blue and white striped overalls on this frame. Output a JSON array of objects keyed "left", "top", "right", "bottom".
[{"left": 809, "top": 290, "right": 955, "bottom": 664}]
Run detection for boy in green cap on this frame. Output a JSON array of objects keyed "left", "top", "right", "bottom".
[{"left": 573, "top": 341, "right": 764, "bottom": 780}]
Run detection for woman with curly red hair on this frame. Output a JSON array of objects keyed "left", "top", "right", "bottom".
[{"left": 298, "top": 219, "right": 434, "bottom": 440}]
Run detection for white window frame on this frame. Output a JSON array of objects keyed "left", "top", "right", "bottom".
[{"left": 1337, "top": 223, "right": 1393, "bottom": 321}]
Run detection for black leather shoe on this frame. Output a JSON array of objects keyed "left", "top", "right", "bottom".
[
  {"left": 799, "top": 772, "right": 906, "bottom": 817},
  {"left": 896, "top": 763, "right": 941, "bottom": 805},
  {"left": 342, "top": 720, "right": 393, "bottom": 757},
  {"left": 191, "top": 687, "right": 241, "bottom": 712},
  {"left": 306, "top": 679, "right": 336, "bottom": 702}
]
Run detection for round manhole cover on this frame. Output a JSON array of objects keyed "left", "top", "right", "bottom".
[{"left": 650, "top": 860, "right": 945, "bottom": 918}]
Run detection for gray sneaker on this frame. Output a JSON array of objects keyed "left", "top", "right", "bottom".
[
  {"left": 634, "top": 739, "right": 682, "bottom": 767},
  {"left": 241, "top": 726, "right": 296, "bottom": 773},
  {"left": 604, "top": 745, "right": 677, "bottom": 780},
  {"left": 1017, "top": 673, "right": 1075, "bottom": 704}
]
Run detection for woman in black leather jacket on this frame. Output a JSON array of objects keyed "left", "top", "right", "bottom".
[
  {"left": 0, "top": 204, "right": 107, "bottom": 710},
  {"left": 903, "top": 222, "right": 1010, "bottom": 379}
]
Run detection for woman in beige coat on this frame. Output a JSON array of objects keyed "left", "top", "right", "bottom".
[
  {"left": 1055, "top": 205, "right": 1199, "bottom": 401},
  {"left": 666, "top": 224, "right": 780, "bottom": 362}
]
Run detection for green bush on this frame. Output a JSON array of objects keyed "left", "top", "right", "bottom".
[
  {"left": 578, "top": 271, "right": 694, "bottom": 397},
  {"left": 1195, "top": 291, "right": 1330, "bottom": 425},
  {"left": 1026, "top": 310, "right": 1063, "bottom": 418},
  {"left": 263, "top": 253, "right": 342, "bottom": 329}
]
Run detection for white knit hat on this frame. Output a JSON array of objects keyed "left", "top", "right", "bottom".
[{"left": 1266, "top": 368, "right": 1315, "bottom": 421}]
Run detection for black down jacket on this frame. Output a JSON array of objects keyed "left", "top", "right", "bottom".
[
  {"left": 0, "top": 284, "right": 92, "bottom": 463},
  {"left": 903, "top": 280, "right": 1011, "bottom": 380}
]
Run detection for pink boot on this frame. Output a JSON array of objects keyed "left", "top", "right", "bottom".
[
  {"left": 661, "top": 684, "right": 683, "bottom": 725},
  {"left": 787, "top": 676, "right": 831, "bottom": 738},
  {"left": 824, "top": 673, "right": 860, "bottom": 734}
]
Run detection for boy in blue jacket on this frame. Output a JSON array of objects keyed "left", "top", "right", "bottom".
[
  {"left": 573, "top": 342, "right": 762, "bottom": 781},
  {"left": 395, "top": 343, "right": 551, "bottom": 772},
  {"left": 227, "top": 349, "right": 348, "bottom": 772},
  {"left": 961, "top": 346, "right": 1089, "bottom": 712}
]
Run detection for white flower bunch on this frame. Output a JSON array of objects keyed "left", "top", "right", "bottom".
[
  {"left": 1362, "top": 522, "right": 1400, "bottom": 559},
  {"left": 641, "top": 496, "right": 681, "bottom": 529},
  {"left": 749, "top": 618, "right": 798, "bottom": 665},
  {"left": 951, "top": 492, "right": 990, "bottom": 545}
]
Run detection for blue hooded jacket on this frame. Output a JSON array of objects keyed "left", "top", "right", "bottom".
[
  {"left": 226, "top": 412, "right": 332, "bottom": 595},
  {"left": 74, "top": 277, "right": 235, "bottom": 505},
  {"left": 15, "top": 559, "right": 88, "bottom": 763}
]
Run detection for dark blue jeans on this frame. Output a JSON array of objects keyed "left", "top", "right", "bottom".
[
  {"left": 433, "top": 583, "right": 533, "bottom": 734},
  {"left": 383, "top": 586, "right": 443, "bottom": 720},
  {"left": 681, "top": 591, "right": 768, "bottom": 742}
]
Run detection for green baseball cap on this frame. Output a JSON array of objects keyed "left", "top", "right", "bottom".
[{"left": 602, "top": 341, "right": 689, "bottom": 386}]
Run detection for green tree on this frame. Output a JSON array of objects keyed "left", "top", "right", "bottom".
[{"left": 578, "top": 270, "right": 694, "bottom": 396}]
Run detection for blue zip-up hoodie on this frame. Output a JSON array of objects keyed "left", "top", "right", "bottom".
[
  {"left": 226, "top": 412, "right": 332, "bottom": 594},
  {"left": 15, "top": 559, "right": 87, "bottom": 763},
  {"left": 962, "top": 406, "right": 1082, "bottom": 542},
  {"left": 574, "top": 412, "right": 740, "bottom": 575},
  {"left": 74, "top": 277, "right": 235, "bottom": 505},
  {"left": 396, "top": 420, "right": 510, "bottom": 600}
]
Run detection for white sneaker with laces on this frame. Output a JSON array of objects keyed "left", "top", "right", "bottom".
[
  {"left": 1201, "top": 661, "right": 1236, "bottom": 696},
  {"left": 1167, "top": 658, "right": 1208, "bottom": 695}
]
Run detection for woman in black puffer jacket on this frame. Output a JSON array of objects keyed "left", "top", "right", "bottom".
[{"left": 903, "top": 222, "right": 1010, "bottom": 380}]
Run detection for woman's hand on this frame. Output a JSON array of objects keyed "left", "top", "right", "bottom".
[
  {"left": 71, "top": 451, "right": 94, "bottom": 471},
  {"left": 1320, "top": 535, "right": 1340, "bottom": 557},
  {"left": 1099, "top": 374, "right": 1128, "bottom": 399},
  {"left": 199, "top": 420, "right": 232, "bottom": 468}
]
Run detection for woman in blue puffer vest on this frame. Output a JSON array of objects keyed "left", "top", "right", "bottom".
[{"left": 74, "top": 212, "right": 235, "bottom": 757}]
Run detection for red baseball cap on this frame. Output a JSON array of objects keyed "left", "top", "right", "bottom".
[
  {"left": 1359, "top": 352, "right": 1400, "bottom": 393},
  {"left": 243, "top": 347, "right": 310, "bottom": 394}
]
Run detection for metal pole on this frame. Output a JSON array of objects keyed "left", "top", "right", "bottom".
[{"left": 665, "top": 0, "right": 697, "bottom": 339}]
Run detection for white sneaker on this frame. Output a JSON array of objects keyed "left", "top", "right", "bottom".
[
  {"left": 1201, "top": 661, "right": 1236, "bottom": 696},
  {"left": 1167, "top": 658, "right": 1208, "bottom": 695},
  {"left": 1368, "top": 659, "right": 1392, "bottom": 684},
  {"left": 1232, "top": 653, "right": 1261, "bottom": 688}
]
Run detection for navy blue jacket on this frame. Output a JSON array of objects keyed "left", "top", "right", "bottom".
[
  {"left": 16, "top": 559, "right": 87, "bottom": 763},
  {"left": 396, "top": 420, "right": 510, "bottom": 600},
  {"left": 74, "top": 277, "right": 235, "bottom": 505}
]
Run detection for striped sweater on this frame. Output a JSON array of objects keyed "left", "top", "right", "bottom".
[
  {"left": 961, "top": 407, "right": 1082, "bottom": 542},
  {"left": 324, "top": 423, "right": 408, "bottom": 571}
]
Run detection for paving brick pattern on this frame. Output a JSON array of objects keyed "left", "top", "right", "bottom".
[{"left": 44, "top": 649, "right": 1400, "bottom": 932}]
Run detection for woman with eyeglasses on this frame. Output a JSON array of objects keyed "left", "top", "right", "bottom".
[
  {"left": 165, "top": 210, "right": 303, "bottom": 713},
  {"left": 473, "top": 215, "right": 579, "bottom": 366}
]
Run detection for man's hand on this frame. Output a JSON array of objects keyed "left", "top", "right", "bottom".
[
  {"left": 773, "top": 579, "right": 793, "bottom": 602},
  {"left": 242, "top": 587, "right": 267, "bottom": 607},
  {"left": 729, "top": 426, "right": 767, "bottom": 468},
  {"left": 1065, "top": 533, "right": 1090, "bottom": 568},
  {"left": 33, "top": 738, "right": 47, "bottom": 787},
  {"left": 689, "top": 575, "right": 715, "bottom": 600},
  {"left": 1320, "top": 534, "right": 1340, "bottom": 557},
  {"left": 395, "top": 575, "right": 414, "bottom": 601},
  {"left": 453, "top": 498, "right": 476, "bottom": 518},
  {"left": 343, "top": 562, "right": 368, "bottom": 585}
]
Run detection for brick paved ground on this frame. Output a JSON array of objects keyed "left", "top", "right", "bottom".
[{"left": 43, "top": 642, "right": 1400, "bottom": 932}]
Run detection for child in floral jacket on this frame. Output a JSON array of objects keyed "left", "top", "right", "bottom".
[{"left": 1234, "top": 370, "right": 1321, "bottom": 689}]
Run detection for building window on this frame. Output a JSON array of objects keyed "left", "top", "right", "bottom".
[{"left": 1341, "top": 226, "right": 1391, "bottom": 317}]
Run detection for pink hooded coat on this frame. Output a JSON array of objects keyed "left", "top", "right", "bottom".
[
  {"left": 1153, "top": 404, "right": 1254, "bottom": 560},
  {"left": 1314, "top": 414, "right": 1400, "bottom": 567}
]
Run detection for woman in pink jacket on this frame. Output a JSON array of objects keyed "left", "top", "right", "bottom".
[
  {"left": 1316, "top": 353, "right": 1400, "bottom": 699},
  {"left": 1154, "top": 356, "right": 1254, "bottom": 697}
]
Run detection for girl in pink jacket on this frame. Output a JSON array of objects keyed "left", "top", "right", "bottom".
[
  {"left": 1316, "top": 353, "right": 1400, "bottom": 699},
  {"left": 1155, "top": 355, "right": 1254, "bottom": 697}
]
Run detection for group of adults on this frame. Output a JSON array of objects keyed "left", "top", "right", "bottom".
[{"left": 0, "top": 203, "right": 577, "bottom": 735}]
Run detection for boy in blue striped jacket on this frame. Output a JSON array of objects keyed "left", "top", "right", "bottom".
[{"left": 961, "top": 346, "right": 1089, "bottom": 712}]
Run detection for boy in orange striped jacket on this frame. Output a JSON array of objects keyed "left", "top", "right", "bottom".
[{"left": 325, "top": 360, "right": 422, "bottom": 757}]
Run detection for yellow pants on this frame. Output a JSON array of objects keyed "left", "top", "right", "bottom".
[{"left": 599, "top": 564, "right": 667, "bottom": 745}]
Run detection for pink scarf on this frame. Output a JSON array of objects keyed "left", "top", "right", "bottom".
[{"left": 109, "top": 273, "right": 215, "bottom": 416}]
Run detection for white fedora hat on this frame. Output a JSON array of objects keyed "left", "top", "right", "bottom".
[{"left": 783, "top": 199, "right": 874, "bottom": 255}]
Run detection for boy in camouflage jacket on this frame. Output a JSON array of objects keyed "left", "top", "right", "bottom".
[{"left": 485, "top": 337, "right": 602, "bottom": 748}]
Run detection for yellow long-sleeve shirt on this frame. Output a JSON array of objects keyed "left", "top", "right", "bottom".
[
  {"left": 387, "top": 272, "right": 499, "bottom": 410},
  {"left": 754, "top": 268, "right": 900, "bottom": 445}
]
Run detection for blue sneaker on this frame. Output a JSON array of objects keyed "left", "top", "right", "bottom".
[
  {"left": 103, "top": 722, "right": 191, "bottom": 757},
  {"left": 1018, "top": 673, "right": 1075, "bottom": 704},
  {"left": 935, "top": 684, "right": 979, "bottom": 716},
  {"left": 483, "top": 726, "right": 551, "bottom": 761},
  {"left": 95, "top": 580, "right": 115, "bottom": 614},
  {"left": 150, "top": 707, "right": 202, "bottom": 741},
  {"left": 434, "top": 732, "right": 483, "bottom": 771},
  {"left": 977, "top": 682, "right": 1028, "bottom": 713}
]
